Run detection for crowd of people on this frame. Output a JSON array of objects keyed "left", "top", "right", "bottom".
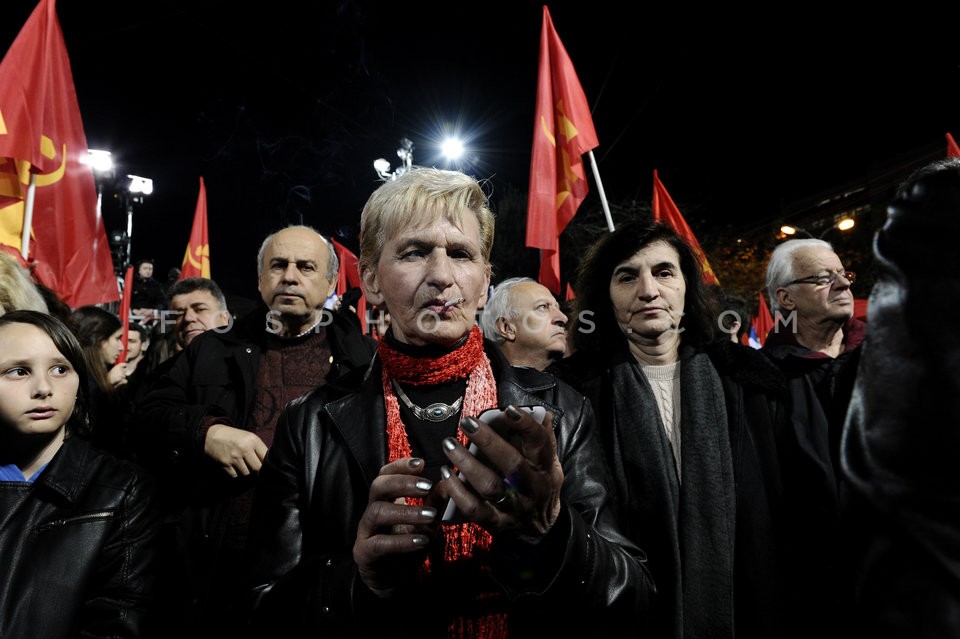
[{"left": 0, "top": 158, "right": 957, "bottom": 638}]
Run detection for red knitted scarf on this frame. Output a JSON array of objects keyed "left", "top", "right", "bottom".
[{"left": 379, "top": 326, "right": 506, "bottom": 638}]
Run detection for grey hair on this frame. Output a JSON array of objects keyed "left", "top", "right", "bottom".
[
  {"left": 765, "top": 238, "right": 834, "bottom": 315},
  {"left": 256, "top": 225, "right": 339, "bottom": 281},
  {"left": 479, "top": 276, "right": 535, "bottom": 344}
]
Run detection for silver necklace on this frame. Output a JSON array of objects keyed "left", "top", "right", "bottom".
[{"left": 391, "top": 380, "right": 463, "bottom": 423}]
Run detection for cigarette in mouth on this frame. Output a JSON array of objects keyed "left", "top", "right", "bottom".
[{"left": 444, "top": 297, "right": 465, "bottom": 308}]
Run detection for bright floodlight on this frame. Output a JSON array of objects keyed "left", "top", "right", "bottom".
[
  {"left": 780, "top": 225, "right": 798, "bottom": 235},
  {"left": 127, "top": 174, "right": 154, "bottom": 195},
  {"left": 836, "top": 217, "right": 855, "bottom": 231},
  {"left": 441, "top": 137, "right": 464, "bottom": 161},
  {"left": 83, "top": 149, "right": 113, "bottom": 174}
]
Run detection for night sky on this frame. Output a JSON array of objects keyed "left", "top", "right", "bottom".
[{"left": 4, "top": 1, "right": 958, "bottom": 302}]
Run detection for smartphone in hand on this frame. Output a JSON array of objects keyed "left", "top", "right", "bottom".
[
  {"left": 441, "top": 405, "right": 547, "bottom": 522},
  {"left": 470, "top": 405, "right": 546, "bottom": 460}
]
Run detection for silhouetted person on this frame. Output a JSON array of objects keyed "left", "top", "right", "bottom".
[
  {"left": 165, "top": 267, "right": 181, "bottom": 295},
  {"left": 130, "top": 259, "right": 168, "bottom": 324},
  {"left": 842, "top": 156, "right": 960, "bottom": 638}
]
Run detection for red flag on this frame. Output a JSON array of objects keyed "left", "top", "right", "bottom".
[
  {"left": 947, "top": 132, "right": 960, "bottom": 158},
  {"left": 179, "top": 176, "right": 210, "bottom": 279},
  {"left": 115, "top": 265, "right": 134, "bottom": 364},
  {"left": 752, "top": 291, "right": 774, "bottom": 347},
  {"left": 651, "top": 169, "right": 720, "bottom": 286},
  {"left": 853, "top": 297, "right": 869, "bottom": 321},
  {"left": 331, "top": 238, "right": 367, "bottom": 334},
  {"left": 526, "top": 5, "right": 599, "bottom": 294},
  {"left": 0, "top": 0, "right": 118, "bottom": 307}
]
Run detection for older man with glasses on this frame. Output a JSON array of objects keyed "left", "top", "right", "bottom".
[{"left": 760, "top": 237, "right": 866, "bottom": 638}]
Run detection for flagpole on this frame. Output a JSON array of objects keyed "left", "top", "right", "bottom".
[
  {"left": 587, "top": 151, "right": 614, "bottom": 232},
  {"left": 19, "top": 173, "right": 36, "bottom": 260},
  {"left": 1, "top": 0, "right": 119, "bottom": 306}
]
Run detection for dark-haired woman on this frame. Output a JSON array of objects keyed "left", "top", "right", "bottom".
[
  {"left": 68, "top": 304, "right": 135, "bottom": 457},
  {"left": 555, "top": 221, "right": 789, "bottom": 639}
]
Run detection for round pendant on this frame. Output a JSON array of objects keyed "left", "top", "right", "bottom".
[{"left": 422, "top": 402, "right": 457, "bottom": 423}]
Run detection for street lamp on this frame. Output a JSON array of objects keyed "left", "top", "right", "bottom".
[
  {"left": 780, "top": 216, "right": 856, "bottom": 239},
  {"left": 373, "top": 138, "right": 415, "bottom": 181},
  {"left": 441, "top": 136, "right": 465, "bottom": 162},
  {"left": 835, "top": 217, "right": 855, "bottom": 232},
  {"left": 122, "top": 174, "right": 153, "bottom": 269},
  {"left": 81, "top": 149, "right": 118, "bottom": 279},
  {"left": 81, "top": 149, "right": 114, "bottom": 213},
  {"left": 83, "top": 149, "right": 114, "bottom": 175}
]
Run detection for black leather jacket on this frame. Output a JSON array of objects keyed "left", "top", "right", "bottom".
[
  {"left": 136, "top": 307, "right": 377, "bottom": 481},
  {"left": 133, "top": 306, "right": 377, "bottom": 632},
  {"left": 247, "top": 342, "right": 653, "bottom": 638},
  {"left": 0, "top": 436, "right": 160, "bottom": 638}
]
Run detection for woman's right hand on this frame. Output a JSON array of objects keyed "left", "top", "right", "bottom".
[
  {"left": 353, "top": 457, "right": 438, "bottom": 598},
  {"left": 439, "top": 407, "right": 563, "bottom": 542}
]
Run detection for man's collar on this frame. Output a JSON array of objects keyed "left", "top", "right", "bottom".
[
  {"left": 265, "top": 309, "right": 327, "bottom": 339},
  {"left": 766, "top": 316, "right": 866, "bottom": 358}
]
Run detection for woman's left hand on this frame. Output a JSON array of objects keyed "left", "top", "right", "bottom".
[
  {"left": 107, "top": 362, "right": 128, "bottom": 388},
  {"left": 439, "top": 406, "right": 563, "bottom": 541}
]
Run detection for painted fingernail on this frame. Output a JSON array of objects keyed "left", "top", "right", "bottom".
[
  {"left": 460, "top": 416, "right": 480, "bottom": 434},
  {"left": 420, "top": 507, "right": 437, "bottom": 519},
  {"left": 440, "top": 465, "right": 452, "bottom": 479},
  {"left": 408, "top": 458, "right": 423, "bottom": 468},
  {"left": 415, "top": 479, "right": 432, "bottom": 492},
  {"left": 442, "top": 437, "right": 457, "bottom": 452},
  {"left": 412, "top": 536, "right": 429, "bottom": 546},
  {"left": 505, "top": 405, "right": 524, "bottom": 420}
]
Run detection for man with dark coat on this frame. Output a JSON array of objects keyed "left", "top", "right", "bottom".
[
  {"left": 130, "top": 259, "right": 169, "bottom": 323},
  {"left": 136, "top": 225, "right": 377, "bottom": 636},
  {"left": 762, "top": 238, "right": 866, "bottom": 638}
]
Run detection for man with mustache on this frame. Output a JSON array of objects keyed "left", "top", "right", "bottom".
[{"left": 137, "top": 225, "right": 376, "bottom": 637}]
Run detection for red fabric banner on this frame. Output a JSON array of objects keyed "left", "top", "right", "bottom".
[
  {"left": 179, "top": 176, "right": 210, "bottom": 279},
  {"left": 947, "top": 132, "right": 960, "bottom": 158},
  {"left": 526, "top": 5, "right": 599, "bottom": 294},
  {"left": 116, "top": 265, "right": 134, "bottom": 364},
  {"left": 651, "top": 169, "right": 720, "bottom": 286},
  {"left": 0, "top": 0, "right": 118, "bottom": 307},
  {"left": 752, "top": 291, "right": 774, "bottom": 347},
  {"left": 331, "top": 238, "right": 367, "bottom": 334}
]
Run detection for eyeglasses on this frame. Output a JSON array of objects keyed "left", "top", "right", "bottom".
[{"left": 785, "top": 270, "right": 855, "bottom": 287}]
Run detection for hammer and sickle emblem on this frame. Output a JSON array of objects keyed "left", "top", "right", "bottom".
[
  {"left": 184, "top": 243, "right": 209, "bottom": 269},
  {"left": 0, "top": 134, "right": 69, "bottom": 250}
]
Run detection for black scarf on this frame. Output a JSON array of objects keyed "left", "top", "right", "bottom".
[{"left": 608, "top": 348, "right": 736, "bottom": 639}]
